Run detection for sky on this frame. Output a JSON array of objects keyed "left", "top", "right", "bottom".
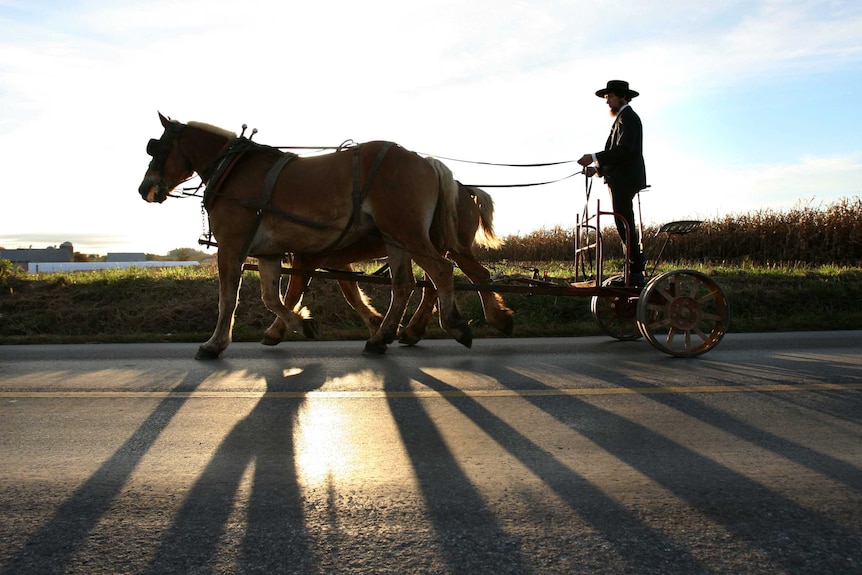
[{"left": 1, "top": 0, "right": 860, "bottom": 256}]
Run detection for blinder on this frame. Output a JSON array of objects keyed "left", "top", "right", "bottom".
[
  {"left": 145, "top": 122, "right": 186, "bottom": 174},
  {"left": 146, "top": 138, "right": 161, "bottom": 157},
  {"left": 141, "top": 120, "right": 187, "bottom": 202}
]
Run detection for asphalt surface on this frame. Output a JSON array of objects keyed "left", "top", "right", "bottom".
[{"left": 0, "top": 332, "right": 861, "bottom": 574}]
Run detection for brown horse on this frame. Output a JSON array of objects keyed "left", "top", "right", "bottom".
[
  {"left": 138, "top": 113, "right": 471, "bottom": 356},
  {"left": 261, "top": 180, "right": 514, "bottom": 346}
]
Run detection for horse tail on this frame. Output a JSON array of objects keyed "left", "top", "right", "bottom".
[
  {"left": 424, "top": 157, "right": 459, "bottom": 251},
  {"left": 461, "top": 185, "right": 503, "bottom": 249}
]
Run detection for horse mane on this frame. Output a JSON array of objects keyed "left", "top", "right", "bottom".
[{"left": 187, "top": 121, "right": 237, "bottom": 140}]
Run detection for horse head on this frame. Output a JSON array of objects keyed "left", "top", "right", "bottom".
[{"left": 138, "top": 112, "right": 193, "bottom": 203}]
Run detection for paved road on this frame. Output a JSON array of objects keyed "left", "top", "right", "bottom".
[{"left": 1, "top": 332, "right": 861, "bottom": 574}]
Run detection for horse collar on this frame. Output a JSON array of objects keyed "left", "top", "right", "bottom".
[{"left": 201, "top": 137, "right": 257, "bottom": 211}]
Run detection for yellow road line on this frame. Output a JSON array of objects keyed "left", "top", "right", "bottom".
[{"left": 1, "top": 383, "right": 860, "bottom": 399}]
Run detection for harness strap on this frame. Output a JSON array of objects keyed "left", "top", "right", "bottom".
[
  {"left": 352, "top": 146, "right": 362, "bottom": 218},
  {"left": 239, "top": 152, "right": 301, "bottom": 261},
  {"left": 319, "top": 141, "right": 394, "bottom": 253},
  {"left": 258, "top": 152, "right": 297, "bottom": 208},
  {"left": 362, "top": 142, "right": 395, "bottom": 211},
  {"left": 238, "top": 152, "right": 338, "bottom": 231}
]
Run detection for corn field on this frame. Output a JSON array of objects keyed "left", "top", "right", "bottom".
[{"left": 475, "top": 197, "right": 862, "bottom": 266}]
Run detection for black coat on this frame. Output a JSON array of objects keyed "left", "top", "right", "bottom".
[{"left": 595, "top": 105, "right": 646, "bottom": 195}]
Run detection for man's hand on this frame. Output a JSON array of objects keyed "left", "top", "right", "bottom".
[
  {"left": 577, "top": 154, "right": 593, "bottom": 167},
  {"left": 583, "top": 166, "right": 597, "bottom": 177}
]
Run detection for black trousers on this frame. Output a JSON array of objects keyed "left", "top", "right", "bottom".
[{"left": 608, "top": 185, "right": 645, "bottom": 274}]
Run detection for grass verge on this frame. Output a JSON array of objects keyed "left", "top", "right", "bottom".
[{"left": 1, "top": 261, "right": 860, "bottom": 345}]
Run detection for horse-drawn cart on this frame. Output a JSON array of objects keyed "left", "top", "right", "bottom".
[
  {"left": 139, "top": 114, "right": 729, "bottom": 359},
  {"left": 242, "top": 204, "right": 730, "bottom": 358}
]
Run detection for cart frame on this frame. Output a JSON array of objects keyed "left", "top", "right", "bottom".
[{"left": 239, "top": 196, "right": 730, "bottom": 357}]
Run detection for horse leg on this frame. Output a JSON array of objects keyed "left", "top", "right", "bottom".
[
  {"left": 399, "top": 272, "right": 436, "bottom": 345},
  {"left": 449, "top": 251, "right": 514, "bottom": 336},
  {"left": 410, "top": 251, "right": 472, "bottom": 348},
  {"left": 364, "top": 248, "right": 415, "bottom": 355},
  {"left": 399, "top": 253, "right": 514, "bottom": 344},
  {"left": 262, "top": 259, "right": 384, "bottom": 344},
  {"left": 336, "top": 274, "right": 384, "bottom": 336},
  {"left": 258, "top": 256, "right": 320, "bottom": 340},
  {"left": 261, "top": 255, "right": 319, "bottom": 344},
  {"left": 196, "top": 251, "right": 244, "bottom": 360},
  {"left": 262, "top": 257, "right": 298, "bottom": 346}
]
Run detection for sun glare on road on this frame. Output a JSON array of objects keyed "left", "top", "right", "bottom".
[
  {"left": 293, "top": 401, "right": 356, "bottom": 485},
  {"left": 291, "top": 370, "right": 418, "bottom": 488}
]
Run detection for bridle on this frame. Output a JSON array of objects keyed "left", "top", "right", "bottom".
[{"left": 142, "top": 121, "right": 189, "bottom": 202}]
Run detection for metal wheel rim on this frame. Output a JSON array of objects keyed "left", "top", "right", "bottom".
[
  {"left": 591, "top": 276, "right": 642, "bottom": 341},
  {"left": 636, "top": 269, "right": 730, "bottom": 357}
]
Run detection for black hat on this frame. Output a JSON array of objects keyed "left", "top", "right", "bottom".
[{"left": 596, "top": 80, "right": 639, "bottom": 99}]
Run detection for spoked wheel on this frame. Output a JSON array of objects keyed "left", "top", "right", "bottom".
[
  {"left": 591, "top": 276, "right": 642, "bottom": 341},
  {"left": 636, "top": 270, "right": 730, "bottom": 357}
]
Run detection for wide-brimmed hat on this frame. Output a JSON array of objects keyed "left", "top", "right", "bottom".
[{"left": 595, "top": 80, "right": 639, "bottom": 99}]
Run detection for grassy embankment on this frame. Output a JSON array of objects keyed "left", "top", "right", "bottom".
[
  {"left": 1, "top": 261, "right": 860, "bottom": 345},
  {"left": 1, "top": 198, "right": 861, "bottom": 344}
]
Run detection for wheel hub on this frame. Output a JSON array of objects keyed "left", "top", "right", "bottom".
[{"left": 668, "top": 297, "right": 700, "bottom": 330}]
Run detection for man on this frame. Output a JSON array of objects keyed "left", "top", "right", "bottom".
[{"left": 578, "top": 80, "right": 647, "bottom": 286}]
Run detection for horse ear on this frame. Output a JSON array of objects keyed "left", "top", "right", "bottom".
[{"left": 158, "top": 111, "right": 171, "bottom": 127}]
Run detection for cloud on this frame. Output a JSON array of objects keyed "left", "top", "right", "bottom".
[
  {"left": 642, "top": 150, "right": 862, "bottom": 225},
  {"left": 742, "top": 153, "right": 862, "bottom": 204},
  {"left": 1, "top": 0, "right": 861, "bottom": 253},
  {"left": 591, "top": 1, "right": 862, "bottom": 106}
]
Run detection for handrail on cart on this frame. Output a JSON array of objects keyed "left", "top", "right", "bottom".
[
  {"left": 575, "top": 198, "right": 639, "bottom": 287},
  {"left": 576, "top": 184, "right": 703, "bottom": 287},
  {"left": 574, "top": 174, "right": 649, "bottom": 287}
]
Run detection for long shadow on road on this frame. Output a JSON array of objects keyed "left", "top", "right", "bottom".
[
  {"left": 1, "top": 368, "right": 211, "bottom": 575},
  {"left": 6, "top": 341, "right": 860, "bottom": 574},
  {"left": 406, "top": 367, "right": 708, "bottom": 574},
  {"left": 382, "top": 367, "right": 536, "bottom": 575},
  {"left": 143, "top": 362, "right": 325, "bottom": 575},
  {"left": 494, "top": 363, "right": 862, "bottom": 574}
]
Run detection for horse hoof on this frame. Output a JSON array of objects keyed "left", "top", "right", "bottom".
[
  {"left": 398, "top": 329, "right": 421, "bottom": 346},
  {"left": 398, "top": 324, "right": 426, "bottom": 346},
  {"left": 363, "top": 340, "right": 387, "bottom": 355},
  {"left": 398, "top": 335, "right": 420, "bottom": 346},
  {"left": 195, "top": 346, "right": 221, "bottom": 360},
  {"left": 456, "top": 327, "right": 473, "bottom": 349},
  {"left": 302, "top": 318, "right": 321, "bottom": 340},
  {"left": 499, "top": 315, "right": 514, "bottom": 336},
  {"left": 260, "top": 336, "right": 280, "bottom": 347}
]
